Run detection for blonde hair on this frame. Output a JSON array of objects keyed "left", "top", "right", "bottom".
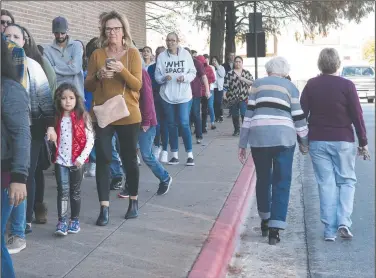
[{"left": 98, "top": 11, "right": 133, "bottom": 49}]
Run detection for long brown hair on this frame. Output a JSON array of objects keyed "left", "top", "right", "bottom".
[
  {"left": 98, "top": 11, "right": 133, "bottom": 49},
  {"left": 54, "top": 83, "right": 92, "bottom": 130}
]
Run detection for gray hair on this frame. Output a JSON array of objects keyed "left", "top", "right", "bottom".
[
  {"left": 265, "top": 56, "right": 290, "bottom": 76},
  {"left": 317, "top": 48, "right": 341, "bottom": 74}
]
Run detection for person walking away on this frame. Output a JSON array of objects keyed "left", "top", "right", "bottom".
[
  {"left": 148, "top": 46, "right": 169, "bottom": 162},
  {"left": 155, "top": 33, "right": 197, "bottom": 165},
  {"left": 53, "top": 83, "right": 94, "bottom": 235},
  {"left": 119, "top": 69, "right": 172, "bottom": 197},
  {"left": 238, "top": 56, "right": 309, "bottom": 245},
  {"left": 300, "top": 48, "right": 370, "bottom": 241},
  {"left": 4, "top": 24, "right": 56, "bottom": 247},
  {"left": 223, "top": 56, "right": 253, "bottom": 136},
  {"left": 1, "top": 34, "right": 30, "bottom": 278},
  {"left": 210, "top": 56, "right": 226, "bottom": 123},
  {"left": 85, "top": 11, "right": 142, "bottom": 225},
  {"left": 198, "top": 54, "right": 216, "bottom": 131},
  {"left": 43, "top": 16, "right": 85, "bottom": 99}
]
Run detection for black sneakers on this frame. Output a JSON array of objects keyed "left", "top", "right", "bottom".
[
  {"left": 168, "top": 157, "right": 179, "bottom": 165},
  {"left": 157, "top": 176, "right": 172, "bottom": 196},
  {"left": 117, "top": 184, "right": 130, "bottom": 199},
  {"left": 186, "top": 157, "right": 195, "bottom": 166},
  {"left": 110, "top": 177, "right": 123, "bottom": 190}
]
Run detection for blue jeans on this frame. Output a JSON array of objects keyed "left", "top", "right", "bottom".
[
  {"left": 2, "top": 174, "right": 16, "bottom": 278},
  {"left": 251, "top": 145, "right": 296, "bottom": 229},
  {"left": 191, "top": 97, "right": 202, "bottom": 139},
  {"left": 161, "top": 99, "right": 193, "bottom": 153},
  {"left": 110, "top": 134, "right": 123, "bottom": 178},
  {"left": 208, "top": 92, "right": 215, "bottom": 124},
  {"left": 9, "top": 199, "right": 26, "bottom": 239},
  {"left": 309, "top": 141, "right": 357, "bottom": 237},
  {"left": 139, "top": 126, "right": 169, "bottom": 182},
  {"left": 89, "top": 146, "right": 96, "bottom": 163},
  {"left": 154, "top": 95, "right": 169, "bottom": 151}
]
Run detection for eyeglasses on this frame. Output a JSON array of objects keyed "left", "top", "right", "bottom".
[
  {"left": 1, "top": 20, "right": 12, "bottom": 26},
  {"left": 105, "top": 27, "right": 122, "bottom": 34}
]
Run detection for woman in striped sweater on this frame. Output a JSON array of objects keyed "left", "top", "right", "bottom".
[{"left": 238, "top": 56, "right": 309, "bottom": 245}]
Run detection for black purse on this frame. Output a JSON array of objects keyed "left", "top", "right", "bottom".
[{"left": 39, "top": 136, "right": 56, "bottom": 170}]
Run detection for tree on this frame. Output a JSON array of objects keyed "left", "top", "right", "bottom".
[
  {"left": 362, "top": 38, "right": 375, "bottom": 64},
  {"left": 146, "top": 2, "right": 191, "bottom": 35},
  {"left": 190, "top": 1, "right": 375, "bottom": 58}
]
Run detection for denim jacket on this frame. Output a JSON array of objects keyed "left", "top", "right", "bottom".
[{"left": 1, "top": 77, "right": 31, "bottom": 184}]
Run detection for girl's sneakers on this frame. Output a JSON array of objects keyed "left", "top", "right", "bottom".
[
  {"left": 55, "top": 219, "right": 80, "bottom": 236},
  {"left": 55, "top": 221, "right": 68, "bottom": 236},
  {"left": 68, "top": 219, "right": 81, "bottom": 234}
]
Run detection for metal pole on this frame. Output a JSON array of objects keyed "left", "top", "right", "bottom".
[{"left": 253, "top": 1, "right": 258, "bottom": 79}]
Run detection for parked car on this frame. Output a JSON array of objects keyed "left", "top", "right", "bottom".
[{"left": 340, "top": 64, "right": 375, "bottom": 103}]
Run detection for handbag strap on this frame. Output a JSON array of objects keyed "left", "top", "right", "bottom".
[{"left": 94, "top": 49, "right": 129, "bottom": 104}]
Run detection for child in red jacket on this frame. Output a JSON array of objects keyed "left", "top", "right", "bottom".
[{"left": 53, "top": 83, "right": 94, "bottom": 236}]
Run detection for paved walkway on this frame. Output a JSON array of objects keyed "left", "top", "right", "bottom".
[{"left": 12, "top": 119, "right": 245, "bottom": 278}]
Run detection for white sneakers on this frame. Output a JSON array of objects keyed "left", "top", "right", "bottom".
[
  {"left": 153, "top": 146, "right": 162, "bottom": 159},
  {"left": 160, "top": 150, "right": 169, "bottom": 164}
]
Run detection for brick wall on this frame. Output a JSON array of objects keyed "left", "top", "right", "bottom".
[{"left": 2, "top": 1, "right": 146, "bottom": 47}]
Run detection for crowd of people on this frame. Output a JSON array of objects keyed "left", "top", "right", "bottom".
[{"left": 1, "top": 7, "right": 371, "bottom": 278}]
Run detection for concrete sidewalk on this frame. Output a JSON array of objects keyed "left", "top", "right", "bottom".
[{"left": 12, "top": 119, "right": 245, "bottom": 278}]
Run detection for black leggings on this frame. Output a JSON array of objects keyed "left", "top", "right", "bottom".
[
  {"left": 95, "top": 123, "right": 140, "bottom": 200},
  {"left": 55, "top": 164, "right": 84, "bottom": 220}
]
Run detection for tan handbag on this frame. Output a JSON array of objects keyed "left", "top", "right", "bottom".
[{"left": 93, "top": 51, "right": 130, "bottom": 128}]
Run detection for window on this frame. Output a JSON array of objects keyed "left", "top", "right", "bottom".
[{"left": 342, "top": 67, "right": 375, "bottom": 77}]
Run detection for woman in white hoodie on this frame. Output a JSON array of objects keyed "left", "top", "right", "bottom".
[{"left": 155, "top": 32, "right": 197, "bottom": 166}]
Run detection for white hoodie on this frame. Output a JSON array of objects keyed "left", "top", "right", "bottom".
[{"left": 155, "top": 47, "right": 196, "bottom": 104}]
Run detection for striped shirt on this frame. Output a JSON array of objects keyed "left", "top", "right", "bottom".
[{"left": 239, "top": 76, "right": 308, "bottom": 148}]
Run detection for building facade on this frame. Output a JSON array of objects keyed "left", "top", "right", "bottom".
[{"left": 2, "top": 1, "right": 146, "bottom": 47}]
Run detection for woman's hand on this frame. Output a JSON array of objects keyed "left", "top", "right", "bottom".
[
  {"left": 74, "top": 161, "right": 83, "bottom": 168},
  {"left": 238, "top": 148, "right": 247, "bottom": 164},
  {"left": 98, "top": 66, "right": 115, "bottom": 79},
  {"left": 9, "top": 183, "right": 27, "bottom": 206},
  {"left": 107, "top": 61, "right": 125, "bottom": 73},
  {"left": 358, "top": 145, "right": 371, "bottom": 160},
  {"left": 142, "top": 126, "right": 150, "bottom": 132},
  {"left": 46, "top": 127, "right": 57, "bottom": 143},
  {"left": 299, "top": 144, "right": 309, "bottom": 155}
]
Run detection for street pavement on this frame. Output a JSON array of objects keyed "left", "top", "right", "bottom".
[
  {"left": 227, "top": 101, "right": 375, "bottom": 278},
  {"left": 11, "top": 119, "right": 244, "bottom": 278}
]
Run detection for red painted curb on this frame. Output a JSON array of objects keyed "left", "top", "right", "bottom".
[{"left": 188, "top": 156, "right": 257, "bottom": 278}]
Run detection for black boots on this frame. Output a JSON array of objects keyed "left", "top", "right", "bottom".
[
  {"left": 232, "top": 116, "right": 240, "bottom": 136},
  {"left": 261, "top": 219, "right": 269, "bottom": 237},
  {"left": 269, "top": 228, "right": 281, "bottom": 245},
  {"left": 96, "top": 206, "right": 109, "bottom": 226},
  {"left": 125, "top": 199, "right": 138, "bottom": 219}
]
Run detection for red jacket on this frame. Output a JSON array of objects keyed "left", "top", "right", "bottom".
[
  {"left": 54, "top": 111, "right": 88, "bottom": 164},
  {"left": 196, "top": 55, "right": 216, "bottom": 95}
]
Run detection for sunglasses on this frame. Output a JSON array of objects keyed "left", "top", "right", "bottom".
[{"left": 1, "top": 20, "right": 12, "bottom": 25}]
